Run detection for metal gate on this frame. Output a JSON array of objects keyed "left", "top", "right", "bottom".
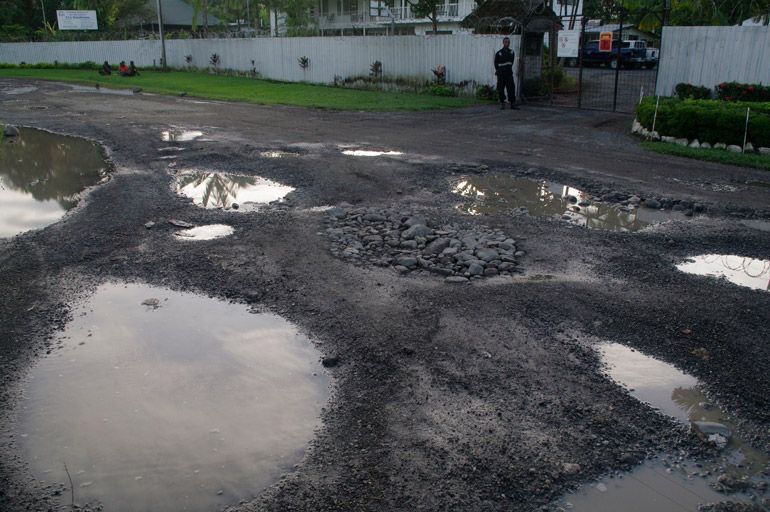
[{"left": 540, "top": 7, "right": 664, "bottom": 114}]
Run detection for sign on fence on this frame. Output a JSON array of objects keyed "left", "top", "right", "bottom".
[
  {"left": 557, "top": 30, "right": 580, "bottom": 58},
  {"left": 599, "top": 31, "right": 613, "bottom": 52},
  {"left": 56, "top": 10, "right": 98, "bottom": 31}
]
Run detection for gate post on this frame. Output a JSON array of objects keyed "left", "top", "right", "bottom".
[
  {"left": 578, "top": 17, "right": 586, "bottom": 109},
  {"left": 612, "top": 9, "right": 624, "bottom": 112}
]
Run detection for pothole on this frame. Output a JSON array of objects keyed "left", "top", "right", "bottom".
[
  {"left": 161, "top": 129, "right": 203, "bottom": 142},
  {"left": 676, "top": 255, "right": 770, "bottom": 292},
  {"left": 453, "top": 176, "right": 692, "bottom": 232},
  {"left": 173, "top": 224, "right": 234, "bottom": 240},
  {"left": 67, "top": 84, "right": 134, "bottom": 96},
  {"left": 2, "top": 86, "right": 37, "bottom": 95},
  {"left": 14, "top": 282, "right": 329, "bottom": 512},
  {"left": 341, "top": 148, "right": 403, "bottom": 157},
  {"left": 0, "top": 126, "right": 108, "bottom": 238},
  {"left": 260, "top": 151, "right": 300, "bottom": 158},
  {"left": 174, "top": 171, "right": 294, "bottom": 211},
  {"left": 324, "top": 206, "right": 524, "bottom": 282},
  {"left": 740, "top": 220, "right": 770, "bottom": 232}
]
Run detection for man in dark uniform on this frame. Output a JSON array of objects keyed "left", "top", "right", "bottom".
[{"left": 494, "top": 37, "right": 518, "bottom": 110}]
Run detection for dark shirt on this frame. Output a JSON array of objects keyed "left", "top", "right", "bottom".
[{"left": 494, "top": 47, "right": 515, "bottom": 77}]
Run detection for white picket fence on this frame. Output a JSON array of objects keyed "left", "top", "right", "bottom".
[
  {"left": 0, "top": 35, "right": 518, "bottom": 86},
  {"left": 656, "top": 26, "right": 770, "bottom": 96}
]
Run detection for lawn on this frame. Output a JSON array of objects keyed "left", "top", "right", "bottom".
[
  {"left": 640, "top": 141, "right": 770, "bottom": 171},
  {"left": 0, "top": 68, "right": 479, "bottom": 111}
]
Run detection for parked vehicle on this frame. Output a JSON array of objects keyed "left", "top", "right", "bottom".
[
  {"left": 563, "top": 40, "right": 650, "bottom": 69},
  {"left": 622, "top": 40, "right": 659, "bottom": 69}
]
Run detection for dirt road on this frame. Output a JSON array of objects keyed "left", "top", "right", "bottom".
[{"left": 1, "top": 79, "right": 769, "bottom": 511}]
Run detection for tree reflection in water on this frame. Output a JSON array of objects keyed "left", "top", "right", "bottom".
[
  {"left": 678, "top": 255, "right": 770, "bottom": 292},
  {"left": 176, "top": 172, "right": 294, "bottom": 209},
  {"left": 453, "top": 176, "right": 649, "bottom": 232}
]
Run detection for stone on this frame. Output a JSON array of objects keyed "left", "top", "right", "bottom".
[
  {"left": 628, "top": 196, "right": 641, "bottom": 205},
  {"left": 423, "top": 237, "right": 450, "bottom": 255},
  {"left": 692, "top": 421, "right": 731, "bottom": 439},
  {"left": 643, "top": 199, "right": 661, "bottom": 209},
  {"left": 661, "top": 136, "right": 676, "bottom": 143},
  {"left": 675, "top": 138, "right": 689, "bottom": 146},
  {"left": 514, "top": 250, "right": 525, "bottom": 257},
  {"left": 759, "top": 147, "right": 770, "bottom": 155},
  {"left": 688, "top": 139, "right": 700, "bottom": 148},
  {"left": 321, "top": 356, "right": 340, "bottom": 368},
  {"left": 132, "top": 87, "right": 142, "bottom": 93},
  {"left": 363, "top": 213, "right": 386, "bottom": 222},
  {"left": 744, "top": 142, "right": 754, "bottom": 152},
  {"left": 727, "top": 144, "right": 742, "bottom": 153},
  {"left": 714, "top": 142, "right": 727, "bottom": 150},
  {"left": 144, "top": 221, "right": 155, "bottom": 229},
  {"left": 475, "top": 248, "right": 499, "bottom": 262},
  {"left": 468, "top": 262, "right": 484, "bottom": 276},
  {"left": 562, "top": 463, "right": 581, "bottom": 475},
  {"left": 402, "top": 224, "right": 433, "bottom": 240},
  {"left": 700, "top": 142, "right": 712, "bottom": 149},
  {"left": 397, "top": 256, "right": 418, "bottom": 268},
  {"left": 231, "top": 202, "right": 239, "bottom": 210},
  {"left": 327, "top": 207, "right": 346, "bottom": 219},
  {"left": 168, "top": 219, "right": 194, "bottom": 228},
  {"left": 445, "top": 276, "right": 469, "bottom": 283},
  {"left": 483, "top": 268, "right": 499, "bottom": 276},
  {"left": 399, "top": 240, "right": 418, "bottom": 249},
  {"left": 3, "top": 125, "right": 20, "bottom": 137},
  {"left": 394, "top": 265, "right": 409, "bottom": 274},
  {"left": 403, "top": 215, "right": 427, "bottom": 227}
]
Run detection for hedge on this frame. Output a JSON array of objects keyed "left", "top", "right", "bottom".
[
  {"left": 716, "top": 82, "right": 770, "bottom": 103},
  {"left": 636, "top": 97, "right": 770, "bottom": 148}
]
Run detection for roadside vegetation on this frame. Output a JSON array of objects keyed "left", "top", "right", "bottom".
[
  {"left": 640, "top": 141, "right": 770, "bottom": 171},
  {"left": 0, "top": 66, "right": 479, "bottom": 111}
]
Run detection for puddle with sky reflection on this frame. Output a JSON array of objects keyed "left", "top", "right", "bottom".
[
  {"left": 15, "top": 282, "right": 329, "bottom": 512},
  {"left": 557, "top": 342, "right": 769, "bottom": 511},
  {"left": 677, "top": 255, "right": 770, "bottom": 292},
  {"left": 0, "top": 127, "right": 107, "bottom": 238},
  {"left": 175, "top": 171, "right": 294, "bottom": 211},
  {"left": 162, "top": 129, "right": 203, "bottom": 142},
  {"left": 453, "top": 176, "right": 689, "bottom": 232},
  {"left": 173, "top": 224, "right": 234, "bottom": 240}
]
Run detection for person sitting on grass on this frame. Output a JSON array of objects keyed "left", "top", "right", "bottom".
[
  {"left": 128, "top": 61, "right": 140, "bottom": 77},
  {"left": 118, "top": 61, "right": 129, "bottom": 76},
  {"left": 98, "top": 61, "right": 111, "bottom": 76}
]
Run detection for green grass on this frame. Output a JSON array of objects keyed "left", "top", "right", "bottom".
[
  {"left": 0, "top": 68, "right": 479, "bottom": 111},
  {"left": 640, "top": 141, "right": 770, "bottom": 171}
]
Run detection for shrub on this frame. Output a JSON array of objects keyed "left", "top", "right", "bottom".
[
  {"left": 674, "top": 83, "right": 711, "bottom": 100},
  {"left": 716, "top": 82, "right": 770, "bottom": 103},
  {"left": 541, "top": 66, "right": 564, "bottom": 89},
  {"left": 636, "top": 97, "right": 770, "bottom": 147},
  {"left": 370, "top": 60, "right": 382, "bottom": 79},
  {"left": 523, "top": 77, "right": 547, "bottom": 97},
  {"left": 476, "top": 84, "right": 496, "bottom": 101},
  {"left": 423, "top": 84, "right": 454, "bottom": 97}
]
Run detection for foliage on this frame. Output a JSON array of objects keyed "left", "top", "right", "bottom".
[
  {"left": 62, "top": 0, "right": 149, "bottom": 30},
  {"left": 636, "top": 96, "right": 770, "bottom": 147},
  {"left": 432, "top": 65, "right": 446, "bottom": 85},
  {"left": 407, "top": 0, "right": 441, "bottom": 34},
  {"left": 210, "top": 53, "right": 221, "bottom": 70},
  {"left": 717, "top": 82, "right": 770, "bottom": 102},
  {"left": 541, "top": 65, "right": 564, "bottom": 89},
  {"left": 523, "top": 77, "right": 548, "bottom": 97},
  {"left": 370, "top": 61, "right": 382, "bottom": 79},
  {"left": 640, "top": 141, "right": 770, "bottom": 170},
  {"left": 298, "top": 56, "right": 309, "bottom": 70},
  {"left": 475, "top": 84, "right": 497, "bottom": 101},
  {"left": 674, "top": 83, "right": 712, "bottom": 100},
  {"left": 423, "top": 84, "right": 454, "bottom": 97},
  {"left": 0, "top": 68, "right": 478, "bottom": 111}
]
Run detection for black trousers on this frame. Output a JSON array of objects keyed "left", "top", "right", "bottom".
[{"left": 497, "top": 74, "right": 515, "bottom": 104}]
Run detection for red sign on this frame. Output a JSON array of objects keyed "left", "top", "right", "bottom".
[{"left": 599, "top": 31, "right": 613, "bottom": 52}]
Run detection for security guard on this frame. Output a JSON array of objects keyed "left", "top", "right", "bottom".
[{"left": 494, "top": 37, "right": 518, "bottom": 110}]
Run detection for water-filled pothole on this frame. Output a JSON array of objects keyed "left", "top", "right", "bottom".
[
  {"left": 2, "top": 86, "right": 37, "bottom": 95},
  {"left": 453, "top": 176, "right": 688, "bottom": 232},
  {"left": 175, "top": 171, "right": 294, "bottom": 210},
  {"left": 173, "top": 224, "right": 234, "bottom": 240},
  {"left": 677, "top": 255, "right": 770, "bottom": 292},
  {"left": 341, "top": 149, "right": 403, "bottom": 157},
  {"left": 261, "top": 151, "right": 300, "bottom": 158},
  {"left": 68, "top": 84, "right": 134, "bottom": 96},
  {"left": 162, "top": 129, "right": 203, "bottom": 142},
  {"left": 16, "top": 283, "right": 329, "bottom": 511},
  {"left": 0, "top": 127, "right": 107, "bottom": 238}
]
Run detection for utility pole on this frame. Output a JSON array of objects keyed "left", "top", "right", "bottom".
[
  {"left": 40, "top": 0, "right": 47, "bottom": 28},
  {"left": 156, "top": 0, "right": 167, "bottom": 70}
]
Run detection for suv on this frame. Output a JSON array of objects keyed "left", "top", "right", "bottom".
[
  {"left": 622, "top": 40, "right": 658, "bottom": 69},
  {"left": 564, "top": 40, "right": 647, "bottom": 69}
]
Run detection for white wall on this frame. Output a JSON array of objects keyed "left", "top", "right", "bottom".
[
  {"left": 656, "top": 26, "right": 770, "bottom": 96},
  {"left": 0, "top": 35, "right": 519, "bottom": 86}
]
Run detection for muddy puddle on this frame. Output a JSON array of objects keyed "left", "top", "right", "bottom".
[
  {"left": 162, "top": 129, "right": 203, "bottom": 142},
  {"left": 261, "top": 151, "right": 300, "bottom": 159},
  {"left": 677, "top": 255, "right": 770, "bottom": 292},
  {"left": 0, "top": 127, "right": 107, "bottom": 238},
  {"left": 2, "top": 86, "right": 37, "bottom": 95},
  {"left": 175, "top": 171, "right": 294, "bottom": 210},
  {"left": 453, "top": 176, "right": 688, "bottom": 232},
  {"left": 341, "top": 148, "right": 403, "bottom": 157},
  {"left": 173, "top": 224, "right": 234, "bottom": 240},
  {"left": 15, "top": 282, "right": 329, "bottom": 512},
  {"left": 68, "top": 84, "right": 135, "bottom": 96},
  {"left": 573, "top": 342, "right": 770, "bottom": 511}
]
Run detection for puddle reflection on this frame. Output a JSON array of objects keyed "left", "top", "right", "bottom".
[
  {"left": 173, "top": 224, "right": 234, "bottom": 240},
  {"left": 68, "top": 84, "right": 134, "bottom": 96},
  {"left": 453, "top": 176, "right": 687, "bottom": 232},
  {"left": 17, "top": 283, "right": 329, "bottom": 512},
  {"left": 341, "top": 149, "right": 403, "bottom": 157},
  {"left": 260, "top": 151, "right": 299, "bottom": 159},
  {"left": 161, "top": 130, "right": 203, "bottom": 142},
  {"left": 175, "top": 171, "right": 294, "bottom": 211},
  {"left": 0, "top": 127, "right": 107, "bottom": 237},
  {"left": 677, "top": 255, "right": 770, "bottom": 292}
]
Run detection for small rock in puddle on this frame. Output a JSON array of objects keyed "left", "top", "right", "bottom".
[
  {"left": 0, "top": 126, "right": 108, "bottom": 238},
  {"left": 175, "top": 171, "right": 294, "bottom": 211},
  {"left": 13, "top": 283, "right": 329, "bottom": 512},
  {"left": 453, "top": 176, "right": 692, "bottom": 232},
  {"left": 173, "top": 224, "right": 234, "bottom": 240},
  {"left": 161, "top": 129, "right": 203, "bottom": 142},
  {"left": 677, "top": 255, "right": 770, "bottom": 292},
  {"left": 325, "top": 206, "right": 522, "bottom": 280}
]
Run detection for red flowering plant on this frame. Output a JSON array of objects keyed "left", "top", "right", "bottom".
[{"left": 716, "top": 82, "right": 770, "bottom": 102}]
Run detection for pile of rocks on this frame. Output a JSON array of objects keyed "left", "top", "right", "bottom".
[{"left": 324, "top": 207, "right": 524, "bottom": 282}]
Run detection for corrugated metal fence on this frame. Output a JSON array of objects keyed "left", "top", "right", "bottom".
[
  {"left": 656, "top": 26, "right": 770, "bottom": 96},
  {"left": 0, "top": 35, "right": 518, "bottom": 86}
]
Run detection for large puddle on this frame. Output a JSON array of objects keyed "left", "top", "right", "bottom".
[
  {"left": 16, "top": 283, "right": 329, "bottom": 511},
  {"left": 677, "top": 255, "right": 770, "bottom": 292},
  {"left": 565, "top": 342, "right": 770, "bottom": 511},
  {"left": 0, "top": 127, "right": 107, "bottom": 238},
  {"left": 175, "top": 171, "right": 294, "bottom": 210},
  {"left": 453, "top": 176, "right": 687, "bottom": 232}
]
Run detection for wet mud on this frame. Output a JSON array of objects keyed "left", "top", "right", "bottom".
[{"left": 1, "top": 78, "right": 770, "bottom": 512}]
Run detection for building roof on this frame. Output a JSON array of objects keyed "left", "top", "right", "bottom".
[
  {"left": 460, "top": 0, "right": 560, "bottom": 33},
  {"left": 585, "top": 23, "right": 636, "bottom": 33}
]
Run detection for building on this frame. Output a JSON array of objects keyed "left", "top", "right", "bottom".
[
  {"left": 584, "top": 23, "right": 654, "bottom": 43},
  {"left": 133, "top": 0, "right": 221, "bottom": 33}
]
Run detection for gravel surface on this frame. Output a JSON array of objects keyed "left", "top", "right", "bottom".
[{"left": 1, "top": 79, "right": 769, "bottom": 511}]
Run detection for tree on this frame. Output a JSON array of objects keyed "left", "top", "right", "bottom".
[
  {"left": 62, "top": 0, "right": 149, "bottom": 30},
  {"left": 407, "top": 0, "right": 441, "bottom": 34}
]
